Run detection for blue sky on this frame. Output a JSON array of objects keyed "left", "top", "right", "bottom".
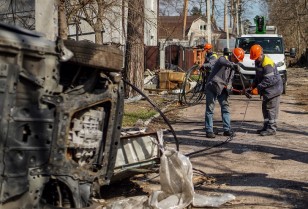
[
  {"left": 203, "top": 0, "right": 266, "bottom": 28},
  {"left": 160, "top": 0, "right": 267, "bottom": 28}
]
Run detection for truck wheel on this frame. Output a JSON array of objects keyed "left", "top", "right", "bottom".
[{"left": 282, "top": 82, "right": 286, "bottom": 94}]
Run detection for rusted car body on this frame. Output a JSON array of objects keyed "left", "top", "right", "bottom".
[{"left": 0, "top": 23, "right": 125, "bottom": 208}]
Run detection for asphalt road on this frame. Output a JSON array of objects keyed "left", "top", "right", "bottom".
[
  {"left": 101, "top": 67, "right": 308, "bottom": 209},
  {"left": 161, "top": 67, "right": 308, "bottom": 208}
]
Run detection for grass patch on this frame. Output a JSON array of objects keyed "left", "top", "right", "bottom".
[{"left": 122, "top": 108, "right": 157, "bottom": 127}]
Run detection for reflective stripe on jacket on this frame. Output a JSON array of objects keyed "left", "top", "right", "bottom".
[
  {"left": 205, "top": 52, "right": 218, "bottom": 63},
  {"left": 254, "top": 55, "right": 283, "bottom": 99},
  {"left": 203, "top": 52, "right": 218, "bottom": 73}
]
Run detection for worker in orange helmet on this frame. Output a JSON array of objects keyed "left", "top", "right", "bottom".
[
  {"left": 203, "top": 43, "right": 218, "bottom": 78},
  {"left": 205, "top": 47, "right": 244, "bottom": 138},
  {"left": 249, "top": 44, "right": 283, "bottom": 136}
]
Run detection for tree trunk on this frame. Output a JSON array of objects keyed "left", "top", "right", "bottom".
[
  {"left": 58, "top": 0, "right": 68, "bottom": 39},
  {"left": 95, "top": 0, "right": 104, "bottom": 44},
  {"left": 124, "top": 0, "right": 144, "bottom": 98},
  {"left": 230, "top": 0, "right": 236, "bottom": 34},
  {"left": 211, "top": 0, "right": 216, "bottom": 27}
]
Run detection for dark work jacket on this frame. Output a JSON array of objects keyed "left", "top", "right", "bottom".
[
  {"left": 206, "top": 56, "right": 235, "bottom": 95},
  {"left": 254, "top": 55, "right": 283, "bottom": 100},
  {"left": 205, "top": 52, "right": 218, "bottom": 62},
  {"left": 203, "top": 52, "right": 218, "bottom": 72}
]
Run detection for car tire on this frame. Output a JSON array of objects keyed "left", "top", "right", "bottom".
[{"left": 64, "top": 39, "right": 123, "bottom": 71}]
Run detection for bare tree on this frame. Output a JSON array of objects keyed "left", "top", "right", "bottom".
[
  {"left": 60, "top": 0, "right": 146, "bottom": 97},
  {"left": 55, "top": 0, "right": 126, "bottom": 45},
  {"left": 124, "top": 0, "right": 144, "bottom": 97},
  {"left": 77, "top": 0, "right": 104, "bottom": 44},
  {"left": 0, "top": 0, "right": 35, "bottom": 29},
  {"left": 227, "top": 0, "right": 266, "bottom": 35},
  {"left": 211, "top": 0, "right": 216, "bottom": 26},
  {"left": 159, "top": 0, "right": 184, "bottom": 15},
  {"left": 0, "top": 0, "right": 151, "bottom": 98},
  {"left": 266, "top": 0, "right": 308, "bottom": 61}
]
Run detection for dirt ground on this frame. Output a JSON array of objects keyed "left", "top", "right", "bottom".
[{"left": 103, "top": 67, "right": 308, "bottom": 208}]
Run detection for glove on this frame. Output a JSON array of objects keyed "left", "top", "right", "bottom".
[{"left": 251, "top": 88, "right": 259, "bottom": 95}]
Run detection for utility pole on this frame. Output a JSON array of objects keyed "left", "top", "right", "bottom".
[
  {"left": 35, "top": 0, "right": 58, "bottom": 41},
  {"left": 159, "top": 41, "right": 165, "bottom": 69},
  {"left": 236, "top": 0, "right": 239, "bottom": 36},
  {"left": 238, "top": 0, "right": 242, "bottom": 35},
  {"left": 206, "top": 0, "right": 211, "bottom": 44},
  {"left": 224, "top": 0, "right": 229, "bottom": 48},
  {"left": 183, "top": 0, "right": 188, "bottom": 40},
  {"left": 235, "top": 2, "right": 240, "bottom": 36}
]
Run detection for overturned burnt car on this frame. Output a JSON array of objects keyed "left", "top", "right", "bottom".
[{"left": 0, "top": 23, "right": 128, "bottom": 208}]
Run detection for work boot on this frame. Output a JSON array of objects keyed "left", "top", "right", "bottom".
[
  {"left": 206, "top": 132, "right": 216, "bottom": 138},
  {"left": 256, "top": 128, "right": 266, "bottom": 134},
  {"left": 223, "top": 130, "right": 236, "bottom": 137},
  {"left": 259, "top": 130, "right": 276, "bottom": 136}
]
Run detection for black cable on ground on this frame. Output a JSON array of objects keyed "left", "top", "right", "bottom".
[
  {"left": 122, "top": 78, "right": 179, "bottom": 151},
  {"left": 185, "top": 95, "right": 251, "bottom": 158},
  {"left": 185, "top": 136, "right": 233, "bottom": 157}
]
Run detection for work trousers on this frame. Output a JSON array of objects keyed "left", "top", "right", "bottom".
[
  {"left": 205, "top": 89, "right": 231, "bottom": 133},
  {"left": 262, "top": 95, "right": 280, "bottom": 132}
]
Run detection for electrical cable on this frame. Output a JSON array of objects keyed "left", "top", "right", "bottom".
[
  {"left": 185, "top": 136, "right": 233, "bottom": 157},
  {"left": 185, "top": 95, "right": 251, "bottom": 157},
  {"left": 122, "top": 78, "right": 179, "bottom": 151}
]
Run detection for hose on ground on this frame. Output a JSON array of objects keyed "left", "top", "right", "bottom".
[{"left": 122, "top": 78, "right": 179, "bottom": 151}]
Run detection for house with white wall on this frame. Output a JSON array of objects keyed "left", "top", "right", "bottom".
[
  {"left": 0, "top": 0, "right": 158, "bottom": 46},
  {"left": 68, "top": 0, "right": 158, "bottom": 47},
  {"left": 158, "top": 15, "right": 236, "bottom": 51},
  {"left": 158, "top": 16, "right": 221, "bottom": 46}
]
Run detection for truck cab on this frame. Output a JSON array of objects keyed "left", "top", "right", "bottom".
[{"left": 233, "top": 24, "right": 295, "bottom": 94}]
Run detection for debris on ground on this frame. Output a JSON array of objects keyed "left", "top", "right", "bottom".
[
  {"left": 144, "top": 69, "right": 186, "bottom": 93},
  {"left": 103, "top": 148, "right": 236, "bottom": 209},
  {"left": 112, "top": 129, "right": 164, "bottom": 182}
]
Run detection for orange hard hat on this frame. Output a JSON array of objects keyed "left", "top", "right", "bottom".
[
  {"left": 251, "top": 88, "right": 259, "bottom": 95},
  {"left": 232, "top": 48, "right": 245, "bottom": 62},
  {"left": 250, "top": 44, "right": 263, "bottom": 60},
  {"left": 204, "top": 43, "right": 212, "bottom": 51}
]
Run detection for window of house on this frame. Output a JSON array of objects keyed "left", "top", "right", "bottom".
[{"left": 200, "top": 25, "right": 206, "bottom": 30}]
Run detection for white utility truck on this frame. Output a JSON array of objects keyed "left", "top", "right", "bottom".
[{"left": 233, "top": 16, "right": 296, "bottom": 94}]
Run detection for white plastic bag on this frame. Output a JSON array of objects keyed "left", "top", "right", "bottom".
[
  {"left": 148, "top": 148, "right": 194, "bottom": 209},
  {"left": 104, "top": 196, "right": 148, "bottom": 209},
  {"left": 192, "top": 193, "right": 236, "bottom": 208}
]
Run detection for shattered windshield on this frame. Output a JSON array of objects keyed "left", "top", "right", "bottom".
[{"left": 237, "top": 37, "right": 284, "bottom": 54}]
